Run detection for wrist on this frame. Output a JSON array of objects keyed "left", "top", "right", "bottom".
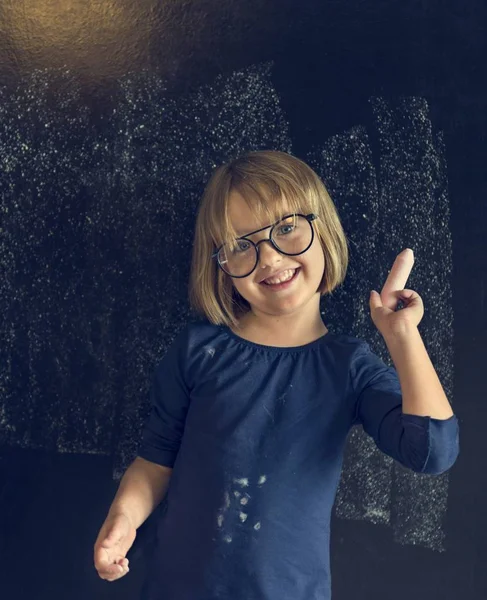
[
  {"left": 381, "top": 323, "right": 420, "bottom": 345},
  {"left": 107, "top": 505, "right": 138, "bottom": 529}
]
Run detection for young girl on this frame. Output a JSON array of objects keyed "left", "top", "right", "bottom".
[{"left": 94, "top": 150, "right": 459, "bottom": 599}]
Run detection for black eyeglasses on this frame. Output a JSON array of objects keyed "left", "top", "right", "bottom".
[{"left": 212, "top": 213, "right": 318, "bottom": 278}]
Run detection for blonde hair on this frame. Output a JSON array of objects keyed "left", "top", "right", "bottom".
[{"left": 188, "top": 150, "right": 349, "bottom": 329}]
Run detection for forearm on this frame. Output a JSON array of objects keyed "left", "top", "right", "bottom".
[
  {"left": 383, "top": 325, "right": 454, "bottom": 419},
  {"left": 107, "top": 456, "right": 173, "bottom": 529}
]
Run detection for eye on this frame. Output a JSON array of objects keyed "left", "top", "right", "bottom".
[
  {"left": 276, "top": 223, "right": 295, "bottom": 235},
  {"left": 232, "top": 239, "right": 252, "bottom": 253}
]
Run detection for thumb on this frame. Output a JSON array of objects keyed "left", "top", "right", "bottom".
[
  {"left": 369, "top": 290, "right": 380, "bottom": 305},
  {"left": 102, "top": 525, "right": 124, "bottom": 548}
]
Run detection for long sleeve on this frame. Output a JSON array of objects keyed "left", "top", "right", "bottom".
[
  {"left": 137, "top": 328, "right": 191, "bottom": 468},
  {"left": 350, "top": 340, "right": 460, "bottom": 474}
]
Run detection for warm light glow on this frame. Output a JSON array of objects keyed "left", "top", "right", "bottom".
[{"left": 2, "top": 0, "right": 148, "bottom": 76}]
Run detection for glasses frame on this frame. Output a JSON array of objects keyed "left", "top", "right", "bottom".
[{"left": 211, "top": 213, "right": 319, "bottom": 279}]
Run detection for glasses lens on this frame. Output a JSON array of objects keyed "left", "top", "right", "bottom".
[
  {"left": 218, "top": 215, "right": 313, "bottom": 277},
  {"left": 271, "top": 215, "right": 312, "bottom": 255},
  {"left": 218, "top": 239, "right": 257, "bottom": 277}
]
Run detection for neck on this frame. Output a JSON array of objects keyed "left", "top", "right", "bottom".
[{"left": 235, "top": 307, "right": 328, "bottom": 348}]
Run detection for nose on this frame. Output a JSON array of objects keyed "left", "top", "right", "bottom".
[{"left": 256, "top": 239, "right": 283, "bottom": 270}]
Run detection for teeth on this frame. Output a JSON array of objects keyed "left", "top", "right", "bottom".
[{"left": 264, "top": 269, "right": 296, "bottom": 285}]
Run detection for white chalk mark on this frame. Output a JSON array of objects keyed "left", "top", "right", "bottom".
[
  {"left": 233, "top": 490, "right": 241, "bottom": 499},
  {"left": 234, "top": 477, "right": 249, "bottom": 488},
  {"left": 217, "top": 514, "right": 224, "bottom": 527},
  {"left": 254, "top": 522, "right": 261, "bottom": 530},
  {"left": 223, "top": 535, "right": 232, "bottom": 543},
  {"left": 258, "top": 475, "right": 267, "bottom": 485},
  {"left": 206, "top": 347, "right": 215, "bottom": 357},
  {"left": 224, "top": 491, "right": 230, "bottom": 509},
  {"left": 239, "top": 512, "right": 248, "bottom": 523},
  {"left": 240, "top": 496, "right": 249, "bottom": 505}
]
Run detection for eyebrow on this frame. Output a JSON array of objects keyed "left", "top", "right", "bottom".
[
  {"left": 234, "top": 224, "right": 267, "bottom": 238},
  {"left": 235, "top": 228, "right": 253, "bottom": 237},
  {"left": 234, "top": 214, "right": 293, "bottom": 237},
  {"left": 234, "top": 217, "right": 283, "bottom": 237}
]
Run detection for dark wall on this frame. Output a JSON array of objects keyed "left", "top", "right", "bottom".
[{"left": 0, "top": 1, "right": 485, "bottom": 599}]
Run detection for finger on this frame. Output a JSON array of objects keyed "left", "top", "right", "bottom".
[
  {"left": 94, "top": 544, "right": 113, "bottom": 568},
  {"left": 94, "top": 544, "right": 125, "bottom": 570},
  {"left": 381, "top": 249, "right": 414, "bottom": 302},
  {"left": 106, "top": 563, "right": 125, "bottom": 575},
  {"left": 398, "top": 289, "right": 416, "bottom": 300},
  {"left": 99, "top": 563, "right": 128, "bottom": 581},
  {"left": 111, "top": 563, "right": 129, "bottom": 579},
  {"left": 101, "top": 527, "right": 124, "bottom": 548}
]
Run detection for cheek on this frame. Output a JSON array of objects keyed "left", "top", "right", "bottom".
[
  {"left": 232, "top": 279, "right": 250, "bottom": 297},
  {"left": 305, "top": 252, "right": 325, "bottom": 283},
  {"left": 303, "top": 246, "right": 324, "bottom": 271},
  {"left": 311, "top": 241, "right": 325, "bottom": 268},
  {"left": 233, "top": 278, "right": 263, "bottom": 299}
]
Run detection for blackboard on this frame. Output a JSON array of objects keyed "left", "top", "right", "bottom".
[{"left": 0, "top": 1, "right": 484, "bottom": 598}]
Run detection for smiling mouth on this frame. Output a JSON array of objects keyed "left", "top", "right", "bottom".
[{"left": 260, "top": 267, "right": 301, "bottom": 288}]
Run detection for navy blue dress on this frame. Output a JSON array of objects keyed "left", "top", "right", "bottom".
[{"left": 137, "top": 320, "right": 459, "bottom": 600}]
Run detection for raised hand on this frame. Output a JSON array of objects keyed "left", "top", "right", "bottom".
[
  {"left": 94, "top": 512, "right": 136, "bottom": 582},
  {"left": 369, "top": 248, "right": 424, "bottom": 337}
]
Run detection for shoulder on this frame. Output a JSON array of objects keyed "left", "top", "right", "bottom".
[
  {"left": 340, "top": 334, "right": 399, "bottom": 395},
  {"left": 150, "top": 319, "right": 224, "bottom": 389},
  {"left": 159, "top": 318, "right": 226, "bottom": 369},
  {"left": 324, "top": 331, "right": 370, "bottom": 361},
  {"left": 323, "top": 332, "right": 389, "bottom": 384},
  {"left": 177, "top": 319, "right": 225, "bottom": 352},
  {"left": 329, "top": 333, "right": 391, "bottom": 368}
]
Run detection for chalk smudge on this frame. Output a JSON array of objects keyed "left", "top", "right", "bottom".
[
  {"left": 309, "top": 96, "right": 454, "bottom": 552},
  {"left": 234, "top": 477, "right": 249, "bottom": 488}
]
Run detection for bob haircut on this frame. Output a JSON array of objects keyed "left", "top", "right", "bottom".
[{"left": 188, "top": 150, "right": 349, "bottom": 330}]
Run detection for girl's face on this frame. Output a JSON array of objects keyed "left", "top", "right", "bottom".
[{"left": 226, "top": 190, "right": 325, "bottom": 321}]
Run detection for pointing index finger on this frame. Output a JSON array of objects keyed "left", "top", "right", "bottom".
[{"left": 381, "top": 248, "right": 414, "bottom": 296}]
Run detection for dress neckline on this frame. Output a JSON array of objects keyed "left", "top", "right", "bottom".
[{"left": 221, "top": 325, "right": 333, "bottom": 353}]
